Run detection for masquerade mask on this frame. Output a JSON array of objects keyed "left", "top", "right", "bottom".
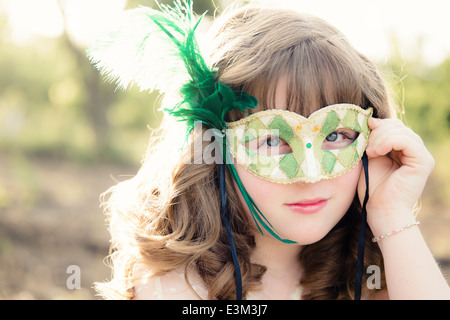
[{"left": 227, "top": 104, "right": 373, "bottom": 183}]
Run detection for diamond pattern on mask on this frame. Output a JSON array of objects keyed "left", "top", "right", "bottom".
[
  {"left": 268, "top": 115, "right": 294, "bottom": 143},
  {"left": 322, "top": 150, "right": 337, "bottom": 174},
  {"left": 321, "top": 110, "right": 340, "bottom": 135},
  {"left": 226, "top": 104, "right": 372, "bottom": 183},
  {"left": 279, "top": 153, "right": 300, "bottom": 179}
]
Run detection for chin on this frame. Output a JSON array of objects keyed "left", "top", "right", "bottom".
[{"left": 276, "top": 226, "right": 333, "bottom": 245}]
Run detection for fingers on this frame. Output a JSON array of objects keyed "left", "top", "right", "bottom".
[
  {"left": 365, "top": 117, "right": 434, "bottom": 173},
  {"left": 367, "top": 118, "right": 421, "bottom": 157}
]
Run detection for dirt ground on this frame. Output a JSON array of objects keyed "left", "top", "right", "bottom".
[
  {"left": 0, "top": 154, "right": 134, "bottom": 299},
  {"left": 0, "top": 154, "right": 449, "bottom": 300}
]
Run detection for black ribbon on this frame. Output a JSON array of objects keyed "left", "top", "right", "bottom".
[
  {"left": 355, "top": 152, "right": 369, "bottom": 300},
  {"left": 220, "top": 163, "right": 243, "bottom": 300}
]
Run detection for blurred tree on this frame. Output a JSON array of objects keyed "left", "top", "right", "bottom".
[
  {"left": 383, "top": 33, "right": 450, "bottom": 143},
  {"left": 56, "top": 0, "right": 117, "bottom": 158},
  {"left": 50, "top": 0, "right": 222, "bottom": 161}
]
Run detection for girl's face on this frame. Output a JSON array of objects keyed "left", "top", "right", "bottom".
[{"left": 234, "top": 77, "right": 362, "bottom": 244}]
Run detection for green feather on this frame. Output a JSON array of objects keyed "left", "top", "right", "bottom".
[{"left": 149, "top": 0, "right": 257, "bottom": 134}]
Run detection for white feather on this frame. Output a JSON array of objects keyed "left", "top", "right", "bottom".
[{"left": 86, "top": 6, "right": 190, "bottom": 94}]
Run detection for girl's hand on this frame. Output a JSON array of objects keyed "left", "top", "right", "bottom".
[{"left": 357, "top": 117, "right": 435, "bottom": 235}]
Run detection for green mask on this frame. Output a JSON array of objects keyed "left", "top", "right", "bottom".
[{"left": 226, "top": 104, "right": 373, "bottom": 183}]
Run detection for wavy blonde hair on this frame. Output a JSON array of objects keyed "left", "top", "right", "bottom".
[{"left": 96, "top": 5, "right": 396, "bottom": 300}]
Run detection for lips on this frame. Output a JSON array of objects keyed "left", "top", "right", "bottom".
[{"left": 285, "top": 198, "right": 328, "bottom": 214}]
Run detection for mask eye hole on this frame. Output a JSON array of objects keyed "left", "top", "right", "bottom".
[
  {"left": 245, "top": 134, "right": 292, "bottom": 155},
  {"left": 322, "top": 129, "right": 359, "bottom": 150}
]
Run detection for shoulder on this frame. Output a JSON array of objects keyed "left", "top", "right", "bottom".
[{"left": 133, "top": 268, "right": 209, "bottom": 300}]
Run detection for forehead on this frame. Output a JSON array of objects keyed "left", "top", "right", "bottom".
[
  {"left": 273, "top": 76, "right": 290, "bottom": 111},
  {"left": 241, "top": 38, "right": 371, "bottom": 119},
  {"left": 249, "top": 70, "right": 348, "bottom": 119}
]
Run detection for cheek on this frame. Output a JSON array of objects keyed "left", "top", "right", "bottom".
[
  {"left": 233, "top": 163, "right": 284, "bottom": 222},
  {"left": 331, "top": 162, "right": 363, "bottom": 206},
  {"left": 234, "top": 163, "right": 275, "bottom": 201}
]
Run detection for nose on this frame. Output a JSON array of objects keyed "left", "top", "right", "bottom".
[{"left": 301, "top": 139, "right": 322, "bottom": 181}]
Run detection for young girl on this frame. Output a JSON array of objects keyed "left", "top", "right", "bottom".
[{"left": 90, "top": 2, "right": 450, "bottom": 300}]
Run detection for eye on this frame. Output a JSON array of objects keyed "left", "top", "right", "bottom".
[
  {"left": 266, "top": 136, "right": 280, "bottom": 147},
  {"left": 322, "top": 129, "right": 359, "bottom": 150},
  {"left": 259, "top": 135, "right": 292, "bottom": 155},
  {"left": 245, "top": 134, "right": 292, "bottom": 155},
  {"left": 326, "top": 132, "right": 338, "bottom": 142}
]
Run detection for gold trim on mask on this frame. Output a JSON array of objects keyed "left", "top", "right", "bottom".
[{"left": 226, "top": 104, "right": 373, "bottom": 183}]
